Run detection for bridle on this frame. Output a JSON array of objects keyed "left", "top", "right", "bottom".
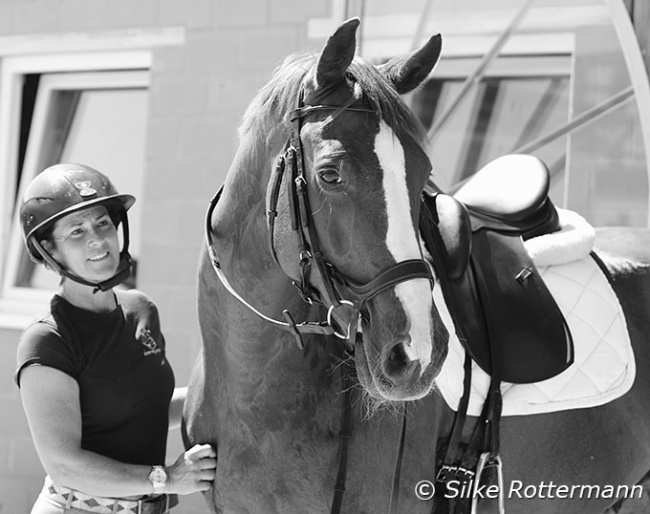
[{"left": 205, "top": 87, "right": 434, "bottom": 350}]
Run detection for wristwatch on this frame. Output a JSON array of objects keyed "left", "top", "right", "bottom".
[{"left": 147, "top": 465, "right": 167, "bottom": 495}]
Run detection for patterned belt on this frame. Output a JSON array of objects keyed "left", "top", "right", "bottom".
[{"left": 42, "top": 476, "right": 179, "bottom": 514}]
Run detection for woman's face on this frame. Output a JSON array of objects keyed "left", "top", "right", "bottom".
[{"left": 44, "top": 205, "right": 120, "bottom": 282}]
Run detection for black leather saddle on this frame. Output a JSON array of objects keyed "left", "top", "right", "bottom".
[{"left": 420, "top": 154, "right": 574, "bottom": 384}]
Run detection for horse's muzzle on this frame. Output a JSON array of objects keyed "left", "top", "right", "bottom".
[{"left": 354, "top": 295, "right": 448, "bottom": 401}]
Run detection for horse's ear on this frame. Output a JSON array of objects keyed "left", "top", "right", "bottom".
[
  {"left": 379, "top": 34, "right": 442, "bottom": 94},
  {"left": 316, "top": 17, "right": 360, "bottom": 88}
]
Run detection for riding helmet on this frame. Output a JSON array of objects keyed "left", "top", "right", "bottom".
[{"left": 19, "top": 163, "right": 136, "bottom": 290}]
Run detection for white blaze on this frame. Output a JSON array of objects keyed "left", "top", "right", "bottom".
[{"left": 374, "top": 121, "right": 433, "bottom": 369}]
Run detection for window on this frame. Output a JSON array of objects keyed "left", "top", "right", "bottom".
[{"left": 0, "top": 52, "right": 151, "bottom": 321}]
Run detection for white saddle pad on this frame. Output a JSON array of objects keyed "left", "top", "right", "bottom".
[{"left": 433, "top": 254, "right": 634, "bottom": 417}]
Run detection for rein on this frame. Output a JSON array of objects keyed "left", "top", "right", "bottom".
[{"left": 205, "top": 188, "right": 339, "bottom": 349}]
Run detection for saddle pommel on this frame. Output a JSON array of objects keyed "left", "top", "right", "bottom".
[{"left": 453, "top": 154, "right": 560, "bottom": 238}]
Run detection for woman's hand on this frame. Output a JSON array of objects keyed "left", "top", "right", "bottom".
[{"left": 166, "top": 444, "right": 217, "bottom": 494}]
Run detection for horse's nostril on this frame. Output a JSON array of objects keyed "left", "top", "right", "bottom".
[{"left": 384, "top": 343, "right": 412, "bottom": 381}]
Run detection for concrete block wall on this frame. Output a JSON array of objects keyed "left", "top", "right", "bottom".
[
  {"left": 0, "top": 1, "right": 331, "bottom": 512},
  {"left": 0, "top": 325, "right": 44, "bottom": 513}
]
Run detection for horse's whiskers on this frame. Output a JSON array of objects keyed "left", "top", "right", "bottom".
[
  {"left": 330, "top": 352, "right": 355, "bottom": 377},
  {"left": 361, "top": 389, "right": 402, "bottom": 420}
]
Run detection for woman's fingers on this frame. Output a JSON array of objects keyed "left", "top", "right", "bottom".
[
  {"left": 200, "top": 469, "right": 216, "bottom": 480},
  {"left": 196, "top": 480, "right": 212, "bottom": 491},
  {"left": 186, "top": 443, "right": 217, "bottom": 461},
  {"left": 198, "top": 457, "right": 217, "bottom": 470}
]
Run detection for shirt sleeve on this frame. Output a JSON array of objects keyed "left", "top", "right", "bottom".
[{"left": 15, "top": 321, "right": 79, "bottom": 387}]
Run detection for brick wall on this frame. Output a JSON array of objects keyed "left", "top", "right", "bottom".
[{"left": 0, "top": 1, "right": 330, "bottom": 512}]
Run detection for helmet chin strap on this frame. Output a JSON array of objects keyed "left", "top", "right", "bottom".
[
  {"left": 32, "top": 212, "right": 133, "bottom": 294},
  {"left": 69, "top": 254, "right": 132, "bottom": 293}
]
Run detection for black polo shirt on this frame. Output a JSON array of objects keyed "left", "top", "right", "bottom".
[{"left": 16, "top": 290, "right": 175, "bottom": 465}]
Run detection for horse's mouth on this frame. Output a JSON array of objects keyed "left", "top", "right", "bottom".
[{"left": 353, "top": 328, "right": 448, "bottom": 402}]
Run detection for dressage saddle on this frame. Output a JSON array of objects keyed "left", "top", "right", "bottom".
[{"left": 420, "top": 154, "right": 574, "bottom": 384}]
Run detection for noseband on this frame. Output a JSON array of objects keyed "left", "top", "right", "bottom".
[{"left": 206, "top": 89, "right": 434, "bottom": 349}]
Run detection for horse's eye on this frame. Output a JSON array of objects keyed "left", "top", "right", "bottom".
[{"left": 318, "top": 169, "right": 342, "bottom": 184}]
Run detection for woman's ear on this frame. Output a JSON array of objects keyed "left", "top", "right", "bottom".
[{"left": 40, "top": 239, "right": 53, "bottom": 252}]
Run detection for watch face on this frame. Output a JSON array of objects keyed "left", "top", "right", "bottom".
[{"left": 149, "top": 466, "right": 167, "bottom": 493}]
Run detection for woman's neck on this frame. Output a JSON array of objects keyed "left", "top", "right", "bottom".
[{"left": 58, "top": 280, "right": 117, "bottom": 313}]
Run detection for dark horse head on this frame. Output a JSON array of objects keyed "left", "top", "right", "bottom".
[{"left": 211, "top": 18, "right": 446, "bottom": 402}]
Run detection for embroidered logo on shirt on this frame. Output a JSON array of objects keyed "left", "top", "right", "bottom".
[{"left": 140, "top": 328, "right": 162, "bottom": 356}]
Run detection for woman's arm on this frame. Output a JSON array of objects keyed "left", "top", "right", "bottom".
[
  {"left": 168, "top": 386, "right": 187, "bottom": 431},
  {"left": 20, "top": 366, "right": 215, "bottom": 498}
]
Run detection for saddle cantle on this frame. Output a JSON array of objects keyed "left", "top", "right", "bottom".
[{"left": 421, "top": 154, "right": 574, "bottom": 384}]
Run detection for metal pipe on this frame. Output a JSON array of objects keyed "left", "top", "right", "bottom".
[
  {"left": 606, "top": 0, "right": 650, "bottom": 226},
  {"left": 410, "top": 0, "right": 435, "bottom": 51},
  {"left": 511, "top": 86, "right": 634, "bottom": 154}
]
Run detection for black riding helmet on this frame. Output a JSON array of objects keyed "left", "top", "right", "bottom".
[{"left": 20, "top": 163, "right": 136, "bottom": 292}]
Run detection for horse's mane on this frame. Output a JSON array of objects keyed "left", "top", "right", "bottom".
[{"left": 239, "top": 52, "right": 430, "bottom": 153}]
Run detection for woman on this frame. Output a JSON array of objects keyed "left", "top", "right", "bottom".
[{"left": 15, "top": 163, "right": 216, "bottom": 514}]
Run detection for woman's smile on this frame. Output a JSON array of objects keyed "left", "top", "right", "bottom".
[{"left": 88, "top": 251, "right": 110, "bottom": 262}]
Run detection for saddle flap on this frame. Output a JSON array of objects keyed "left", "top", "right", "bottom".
[
  {"left": 422, "top": 168, "right": 574, "bottom": 383},
  {"left": 469, "top": 231, "right": 574, "bottom": 383},
  {"left": 420, "top": 192, "right": 472, "bottom": 281}
]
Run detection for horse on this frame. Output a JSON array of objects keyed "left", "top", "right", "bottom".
[{"left": 183, "top": 18, "right": 650, "bottom": 514}]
